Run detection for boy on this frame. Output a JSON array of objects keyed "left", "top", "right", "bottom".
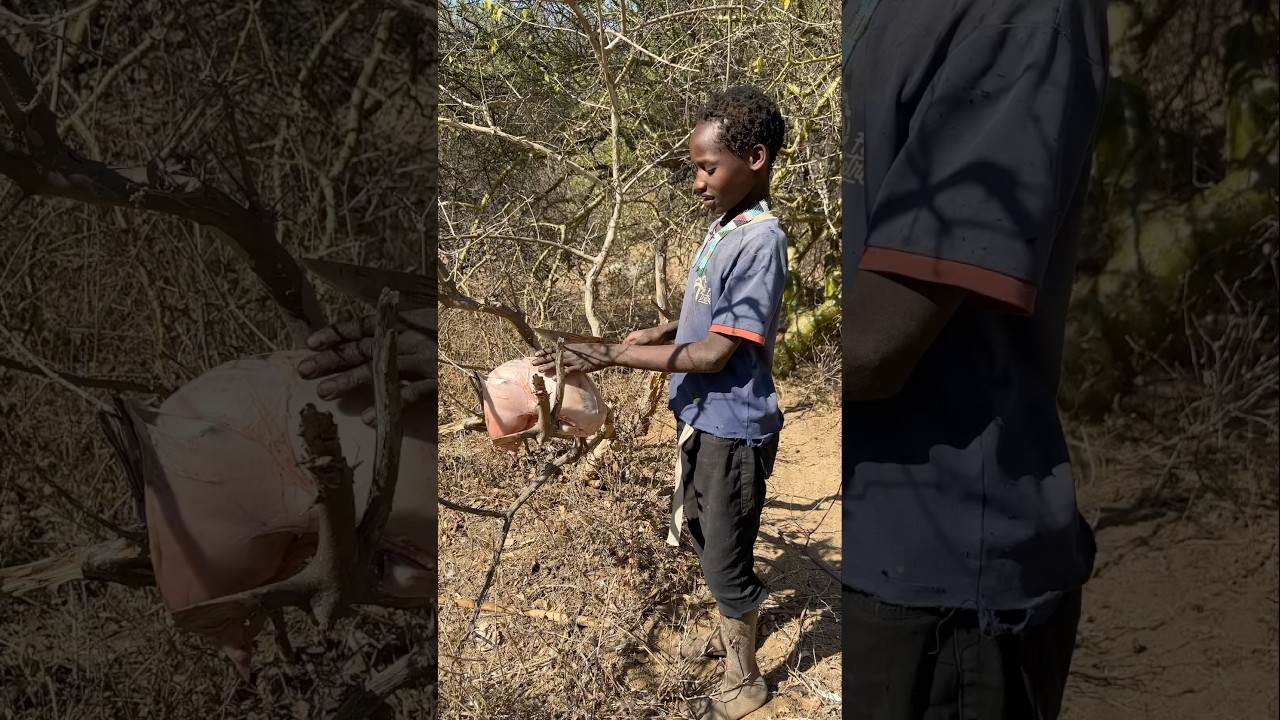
[
  {"left": 841, "top": 0, "right": 1108, "bottom": 717},
  {"left": 531, "top": 84, "right": 787, "bottom": 720}
]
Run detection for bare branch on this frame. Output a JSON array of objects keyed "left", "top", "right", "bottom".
[
  {"left": 329, "top": 10, "right": 396, "bottom": 180},
  {"left": 0, "top": 354, "right": 169, "bottom": 395},
  {"left": 0, "top": 323, "right": 112, "bottom": 412},
  {"left": 561, "top": 0, "right": 624, "bottom": 338},
  {"left": 550, "top": 340, "right": 566, "bottom": 420},
  {"left": 0, "top": 35, "right": 328, "bottom": 344},
  {"left": 438, "top": 276, "right": 604, "bottom": 351},
  {"left": 31, "top": 464, "right": 145, "bottom": 544},
  {"left": 176, "top": 5, "right": 263, "bottom": 208},
  {"left": 436, "top": 275, "right": 540, "bottom": 350},
  {"left": 439, "top": 116, "right": 603, "bottom": 187},
  {"left": 61, "top": 10, "right": 176, "bottom": 137},
  {"left": 456, "top": 407, "right": 613, "bottom": 652},
  {"left": 449, "top": 231, "right": 596, "bottom": 261},
  {"left": 0, "top": 1, "right": 101, "bottom": 29},
  {"left": 604, "top": 30, "right": 697, "bottom": 72}
]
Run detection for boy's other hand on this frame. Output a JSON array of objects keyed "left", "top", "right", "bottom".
[
  {"left": 296, "top": 308, "right": 436, "bottom": 423},
  {"left": 622, "top": 326, "right": 667, "bottom": 346},
  {"left": 532, "top": 343, "right": 612, "bottom": 376}
]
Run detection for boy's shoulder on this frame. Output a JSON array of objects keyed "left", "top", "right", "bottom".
[{"left": 733, "top": 214, "right": 787, "bottom": 249}]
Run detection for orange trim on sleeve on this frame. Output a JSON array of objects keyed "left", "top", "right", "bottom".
[
  {"left": 709, "top": 324, "right": 766, "bottom": 345},
  {"left": 859, "top": 246, "right": 1037, "bottom": 315}
]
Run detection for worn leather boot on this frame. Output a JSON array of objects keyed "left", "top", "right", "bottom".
[
  {"left": 686, "top": 609, "right": 768, "bottom": 719},
  {"left": 679, "top": 624, "right": 726, "bottom": 659}
]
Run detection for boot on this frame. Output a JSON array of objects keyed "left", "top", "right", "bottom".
[
  {"left": 686, "top": 609, "right": 768, "bottom": 719},
  {"left": 678, "top": 624, "right": 725, "bottom": 659}
]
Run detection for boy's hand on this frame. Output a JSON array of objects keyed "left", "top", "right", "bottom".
[
  {"left": 296, "top": 308, "right": 437, "bottom": 424},
  {"left": 622, "top": 326, "right": 668, "bottom": 346},
  {"left": 532, "top": 343, "right": 612, "bottom": 376},
  {"left": 624, "top": 320, "right": 679, "bottom": 345}
]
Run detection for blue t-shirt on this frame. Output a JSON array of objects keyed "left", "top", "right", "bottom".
[
  {"left": 668, "top": 208, "right": 787, "bottom": 442},
  {"left": 842, "top": 0, "right": 1108, "bottom": 635}
]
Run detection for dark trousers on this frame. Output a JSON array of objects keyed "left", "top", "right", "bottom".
[
  {"left": 842, "top": 586, "right": 1083, "bottom": 720},
  {"left": 677, "top": 421, "right": 779, "bottom": 618}
]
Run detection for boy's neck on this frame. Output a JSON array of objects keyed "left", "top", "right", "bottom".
[{"left": 718, "top": 186, "right": 771, "bottom": 226}]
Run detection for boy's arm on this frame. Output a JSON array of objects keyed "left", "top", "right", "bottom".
[
  {"left": 845, "top": 16, "right": 1107, "bottom": 401},
  {"left": 532, "top": 332, "right": 740, "bottom": 376},
  {"left": 843, "top": 270, "right": 964, "bottom": 401}
]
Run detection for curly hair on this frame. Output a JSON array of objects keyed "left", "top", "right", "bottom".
[{"left": 696, "top": 85, "right": 786, "bottom": 167}]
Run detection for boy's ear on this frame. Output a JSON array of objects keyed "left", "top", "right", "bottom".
[{"left": 746, "top": 143, "right": 769, "bottom": 171}]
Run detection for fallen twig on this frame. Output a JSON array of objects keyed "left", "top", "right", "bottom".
[
  {"left": 443, "top": 596, "right": 601, "bottom": 628},
  {"left": 0, "top": 354, "right": 170, "bottom": 395}
]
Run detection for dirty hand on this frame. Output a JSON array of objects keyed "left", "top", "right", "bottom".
[
  {"left": 296, "top": 307, "right": 436, "bottom": 424},
  {"left": 531, "top": 343, "right": 612, "bottom": 376}
]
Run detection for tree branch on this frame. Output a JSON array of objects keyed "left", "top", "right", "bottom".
[
  {"left": 456, "top": 406, "right": 613, "bottom": 652},
  {"left": 439, "top": 115, "right": 603, "bottom": 187},
  {"left": 0, "top": 34, "right": 328, "bottom": 345},
  {"left": 0, "top": 353, "right": 169, "bottom": 395}
]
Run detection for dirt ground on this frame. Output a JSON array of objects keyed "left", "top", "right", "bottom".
[{"left": 1062, "top": 418, "right": 1279, "bottom": 720}]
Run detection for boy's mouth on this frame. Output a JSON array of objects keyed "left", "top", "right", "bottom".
[{"left": 700, "top": 195, "right": 716, "bottom": 208}]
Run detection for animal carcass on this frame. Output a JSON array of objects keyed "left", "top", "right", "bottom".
[
  {"left": 478, "top": 358, "right": 606, "bottom": 442},
  {"left": 107, "top": 350, "right": 436, "bottom": 679}
]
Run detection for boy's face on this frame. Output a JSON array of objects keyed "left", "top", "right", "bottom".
[{"left": 689, "top": 121, "right": 767, "bottom": 216}]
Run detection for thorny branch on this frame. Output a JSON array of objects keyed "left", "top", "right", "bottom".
[
  {"left": 439, "top": 116, "right": 604, "bottom": 187},
  {"left": 438, "top": 272, "right": 604, "bottom": 350}
]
